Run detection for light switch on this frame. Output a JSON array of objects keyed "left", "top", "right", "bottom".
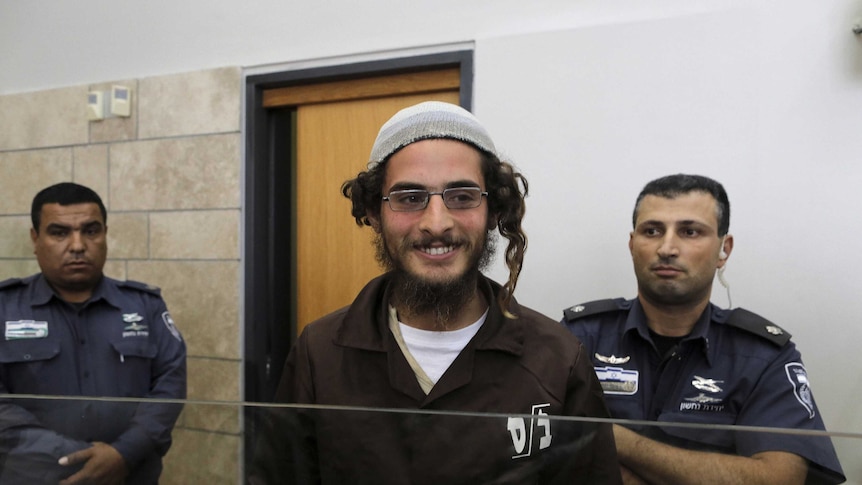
[
  {"left": 110, "top": 85, "right": 132, "bottom": 117},
  {"left": 87, "top": 91, "right": 104, "bottom": 121}
]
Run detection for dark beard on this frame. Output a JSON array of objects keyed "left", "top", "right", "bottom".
[{"left": 375, "top": 231, "right": 497, "bottom": 329}]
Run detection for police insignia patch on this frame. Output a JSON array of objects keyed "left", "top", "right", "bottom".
[
  {"left": 785, "top": 362, "right": 815, "bottom": 419},
  {"left": 163, "top": 312, "right": 182, "bottom": 342},
  {"left": 123, "top": 313, "right": 144, "bottom": 323},
  {"left": 595, "top": 366, "right": 638, "bottom": 395},
  {"left": 691, "top": 375, "right": 724, "bottom": 393},
  {"left": 685, "top": 393, "right": 722, "bottom": 404},
  {"left": 595, "top": 353, "right": 630, "bottom": 364},
  {"left": 5, "top": 320, "right": 48, "bottom": 339}
]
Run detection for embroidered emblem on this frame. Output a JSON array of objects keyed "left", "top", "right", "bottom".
[
  {"left": 507, "top": 403, "right": 552, "bottom": 459},
  {"left": 569, "top": 305, "right": 585, "bottom": 313},
  {"left": 691, "top": 375, "right": 724, "bottom": 393},
  {"left": 123, "top": 313, "right": 144, "bottom": 323},
  {"left": 162, "top": 312, "right": 182, "bottom": 342},
  {"left": 785, "top": 363, "right": 815, "bottom": 418},
  {"left": 680, "top": 392, "right": 726, "bottom": 412},
  {"left": 122, "top": 313, "right": 149, "bottom": 338},
  {"left": 595, "top": 366, "right": 638, "bottom": 395},
  {"left": 684, "top": 393, "right": 722, "bottom": 404},
  {"left": 595, "top": 353, "right": 630, "bottom": 364},
  {"left": 5, "top": 320, "right": 48, "bottom": 340},
  {"left": 766, "top": 325, "right": 784, "bottom": 336}
]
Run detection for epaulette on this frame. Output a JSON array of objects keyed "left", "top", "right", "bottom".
[
  {"left": 119, "top": 279, "right": 162, "bottom": 296},
  {"left": 563, "top": 298, "right": 630, "bottom": 322},
  {"left": 726, "top": 308, "right": 791, "bottom": 347},
  {"left": 0, "top": 278, "right": 25, "bottom": 291}
]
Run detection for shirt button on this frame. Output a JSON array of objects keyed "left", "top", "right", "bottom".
[{"left": 23, "top": 354, "right": 31, "bottom": 360}]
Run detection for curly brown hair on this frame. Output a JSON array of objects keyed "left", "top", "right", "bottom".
[{"left": 341, "top": 149, "right": 529, "bottom": 318}]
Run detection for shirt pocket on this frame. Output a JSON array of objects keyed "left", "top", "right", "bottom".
[
  {"left": 0, "top": 339, "right": 61, "bottom": 393},
  {"left": 109, "top": 339, "right": 157, "bottom": 396},
  {"left": 110, "top": 339, "right": 157, "bottom": 361},
  {"left": 0, "top": 338, "right": 60, "bottom": 363}
]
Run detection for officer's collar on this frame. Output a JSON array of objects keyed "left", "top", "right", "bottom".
[
  {"left": 624, "top": 299, "right": 714, "bottom": 363},
  {"left": 33, "top": 273, "right": 112, "bottom": 307}
]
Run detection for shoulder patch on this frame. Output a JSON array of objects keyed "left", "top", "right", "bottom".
[
  {"left": 119, "top": 279, "right": 162, "bottom": 296},
  {"left": 563, "top": 298, "right": 630, "bottom": 322},
  {"left": 0, "top": 278, "right": 25, "bottom": 291},
  {"left": 726, "top": 308, "right": 791, "bottom": 347}
]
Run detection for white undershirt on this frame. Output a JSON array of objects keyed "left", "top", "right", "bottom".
[{"left": 388, "top": 305, "right": 487, "bottom": 393}]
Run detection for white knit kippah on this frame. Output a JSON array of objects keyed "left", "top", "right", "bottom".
[{"left": 367, "top": 101, "right": 497, "bottom": 169}]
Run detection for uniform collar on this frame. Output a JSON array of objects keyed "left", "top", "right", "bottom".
[
  {"left": 30, "top": 273, "right": 55, "bottom": 305},
  {"left": 31, "top": 272, "right": 117, "bottom": 308},
  {"left": 623, "top": 298, "right": 716, "bottom": 364}
]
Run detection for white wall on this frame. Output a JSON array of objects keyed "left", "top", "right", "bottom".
[
  {"left": 4, "top": 0, "right": 862, "bottom": 480},
  {"left": 1, "top": 0, "right": 774, "bottom": 95}
]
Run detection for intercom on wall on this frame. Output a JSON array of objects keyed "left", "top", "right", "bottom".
[
  {"left": 110, "top": 85, "right": 132, "bottom": 117},
  {"left": 87, "top": 91, "right": 105, "bottom": 121}
]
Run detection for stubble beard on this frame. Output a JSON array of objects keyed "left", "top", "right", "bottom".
[
  {"left": 636, "top": 268, "right": 713, "bottom": 309},
  {"left": 51, "top": 264, "right": 104, "bottom": 292},
  {"left": 375, "top": 230, "right": 497, "bottom": 330}
]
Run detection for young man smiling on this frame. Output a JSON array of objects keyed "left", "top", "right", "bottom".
[
  {"left": 564, "top": 174, "right": 844, "bottom": 485},
  {"left": 250, "top": 101, "right": 620, "bottom": 484},
  {"left": 370, "top": 137, "right": 493, "bottom": 331}
]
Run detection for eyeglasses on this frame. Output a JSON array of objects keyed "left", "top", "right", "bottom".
[{"left": 382, "top": 187, "right": 488, "bottom": 212}]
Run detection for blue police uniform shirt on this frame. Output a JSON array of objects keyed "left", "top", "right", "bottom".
[
  {"left": 563, "top": 298, "right": 845, "bottom": 485},
  {"left": 0, "top": 273, "right": 186, "bottom": 484}
]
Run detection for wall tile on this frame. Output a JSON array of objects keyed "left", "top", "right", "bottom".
[
  {"left": 173, "top": 407, "right": 187, "bottom": 428},
  {"left": 187, "top": 357, "right": 240, "bottom": 401},
  {"left": 103, "top": 260, "right": 127, "bottom": 281},
  {"left": 139, "top": 67, "right": 241, "bottom": 139},
  {"left": 0, "top": 216, "right": 33, "bottom": 258},
  {"left": 0, "top": 149, "right": 73, "bottom": 214},
  {"left": 0, "top": 86, "right": 89, "bottom": 151},
  {"left": 161, "top": 428, "right": 239, "bottom": 485},
  {"left": 73, "top": 144, "right": 109, "bottom": 204},
  {"left": 127, "top": 260, "right": 239, "bottom": 359},
  {"left": 150, "top": 210, "right": 239, "bottom": 260},
  {"left": 107, "top": 212, "right": 149, "bottom": 259},
  {"left": 0, "top": 260, "right": 40, "bottom": 280},
  {"left": 183, "top": 357, "right": 241, "bottom": 433},
  {"left": 181, "top": 403, "right": 239, "bottom": 436},
  {"left": 89, "top": 80, "right": 138, "bottom": 143},
  {"left": 109, "top": 134, "right": 240, "bottom": 211}
]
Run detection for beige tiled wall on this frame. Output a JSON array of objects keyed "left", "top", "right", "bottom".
[{"left": 0, "top": 66, "right": 243, "bottom": 484}]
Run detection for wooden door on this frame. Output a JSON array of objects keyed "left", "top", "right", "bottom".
[{"left": 263, "top": 70, "right": 460, "bottom": 334}]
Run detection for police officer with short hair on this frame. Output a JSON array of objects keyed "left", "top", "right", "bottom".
[
  {"left": 564, "top": 174, "right": 844, "bottom": 484},
  {"left": 0, "top": 182, "right": 186, "bottom": 484}
]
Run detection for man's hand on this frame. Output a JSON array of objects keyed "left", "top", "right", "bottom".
[{"left": 58, "top": 441, "right": 128, "bottom": 485}]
